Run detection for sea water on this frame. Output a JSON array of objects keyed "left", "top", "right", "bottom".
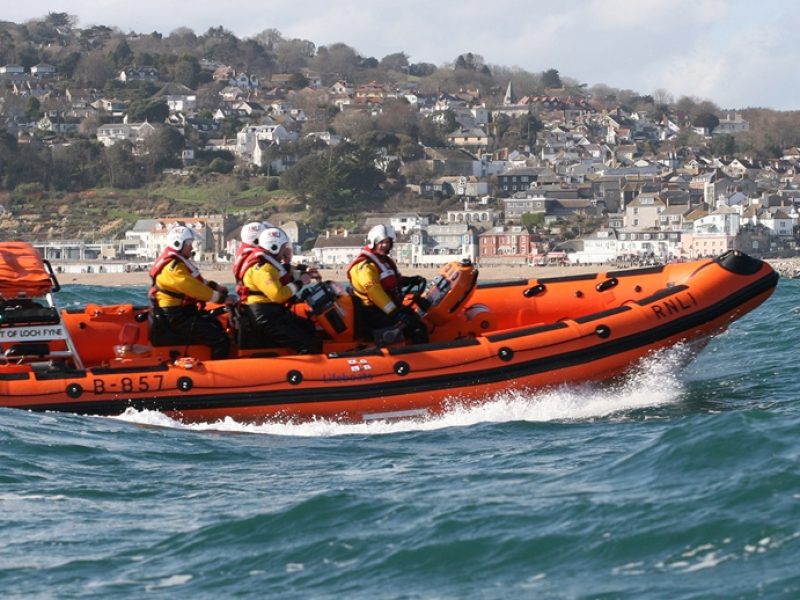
[{"left": 1, "top": 280, "right": 799, "bottom": 599}]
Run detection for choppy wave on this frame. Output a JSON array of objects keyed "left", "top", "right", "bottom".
[
  {"left": 112, "top": 343, "right": 689, "bottom": 437},
  {"left": 1, "top": 280, "right": 799, "bottom": 598}
]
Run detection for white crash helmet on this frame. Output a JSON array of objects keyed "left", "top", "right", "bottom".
[
  {"left": 367, "top": 224, "right": 396, "bottom": 249},
  {"left": 240, "top": 221, "right": 265, "bottom": 244},
  {"left": 259, "top": 227, "right": 291, "bottom": 255},
  {"left": 166, "top": 225, "right": 194, "bottom": 251}
]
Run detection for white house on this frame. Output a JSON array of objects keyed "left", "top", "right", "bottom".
[
  {"left": 30, "top": 63, "right": 57, "bottom": 77},
  {"left": 0, "top": 64, "right": 25, "bottom": 75},
  {"left": 569, "top": 228, "right": 619, "bottom": 264},
  {"left": 446, "top": 200, "right": 499, "bottom": 226},
  {"left": 123, "top": 217, "right": 218, "bottom": 260},
  {"left": 693, "top": 206, "right": 741, "bottom": 236},
  {"left": 96, "top": 122, "right": 157, "bottom": 147},
  {"left": 616, "top": 229, "right": 684, "bottom": 261},
  {"left": 759, "top": 208, "right": 794, "bottom": 238},
  {"left": 311, "top": 232, "right": 362, "bottom": 267},
  {"left": 236, "top": 124, "right": 298, "bottom": 160},
  {"left": 410, "top": 223, "right": 477, "bottom": 266},
  {"left": 389, "top": 213, "right": 430, "bottom": 235}
]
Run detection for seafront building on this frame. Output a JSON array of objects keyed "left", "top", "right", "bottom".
[{"left": 4, "top": 49, "right": 800, "bottom": 266}]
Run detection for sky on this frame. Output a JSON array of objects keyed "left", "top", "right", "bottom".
[{"left": 5, "top": 0, "right": 799, "bottom": 111}]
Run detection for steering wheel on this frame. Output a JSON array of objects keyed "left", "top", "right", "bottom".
[{"left": 399, "top": 277, "right": 428, "bottom": 309}]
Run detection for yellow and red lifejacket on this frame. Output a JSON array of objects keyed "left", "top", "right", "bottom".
[
  {"left": 148, "top": 247, "right": 205, "bottom": 307},
  {"left": 347, "top": 246, "right": 401, "bottom": 300},
  {"left": 234, "top": 244, "right": 267, "bottom": 300}
]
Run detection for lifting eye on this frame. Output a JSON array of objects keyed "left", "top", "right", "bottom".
[
  {"left": 596, "top": 278, "right": 619, "bottom": 292},
  {"left": 523, "top": 284, "right": 546, "bottom": 298}
]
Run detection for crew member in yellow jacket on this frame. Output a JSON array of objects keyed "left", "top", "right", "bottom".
[
  {"left": 240, "top": 227, "right": 322, "bottom": 354},
  {"left": 149, "top": 225, "right": 231, "bottom": 359},
  {"left": 347, "top": 224, "right": 429, "bottom": 345}
]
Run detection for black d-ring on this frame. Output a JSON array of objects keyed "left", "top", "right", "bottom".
[
  {"left": 287, "top": 370, "right": 303, "bottom": 385},
  {"left": 394, "top": 361, "right": 410, "bottom": 376},
  {"left": 595, "top": 325, "right": 611, "bottom": 339},
  {"left": 498, "top": 347, "right": 514, "bottom": 362},
  {"left": 66, "top": 383, "right": 83, "bottom": 398},
  {"left": 177, "top": 376, "right": 193, "bottom": 392}
]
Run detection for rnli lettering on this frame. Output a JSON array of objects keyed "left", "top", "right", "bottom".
[
  {"left": 323, "top": 359, "right": 375, "bottom": 382},
  {"left": 0, "top": 325, "right": 66, "bottom": 341},
  {"left": 651, "top": 292, "right": 698, "bottom": 319},
  {"left": 92, "top": 375, "right": 165, "bottom": 394},
  {"left": 322, "top": 372, "right": 374, "bottom": 383}
]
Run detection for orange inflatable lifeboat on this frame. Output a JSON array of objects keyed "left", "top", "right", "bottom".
[{"left": 0, "top": 242, "right": 779, "bottom": 423}]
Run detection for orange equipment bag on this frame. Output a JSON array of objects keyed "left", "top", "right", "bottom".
[{"left": 0, "top": 242, "right": 57, "bottom": 299}]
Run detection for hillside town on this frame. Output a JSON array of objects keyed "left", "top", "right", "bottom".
[{"left": 2, "top": 18, "right": 800, "bottom": 271}]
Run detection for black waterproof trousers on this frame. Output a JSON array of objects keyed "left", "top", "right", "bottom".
[
  {"left": 247, "top": 303, "right": 322, "bottom": 355},
  {"left": 157, "top": 305, "right": 230, "bottom": 360}
]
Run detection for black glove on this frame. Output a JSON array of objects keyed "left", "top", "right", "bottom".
[
  {"left": 395, "top": 307, "right": 415, "bottom": 329},
  {"left": 210, "top": 287, "right": 228, "bottom": 304},
  {"left": 404, "top": 275, "right": 426, "bottom": 289}
]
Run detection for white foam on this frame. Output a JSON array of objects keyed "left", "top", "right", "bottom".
[{"left": 112, "top": 345, "right": 689, "bottom": 437}]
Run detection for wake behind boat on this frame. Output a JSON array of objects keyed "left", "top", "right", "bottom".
[{"left": 0, "top": 242, "right": 779, "bottom": 423}]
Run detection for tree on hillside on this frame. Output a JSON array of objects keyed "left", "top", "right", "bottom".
[
  {"left": 711, "top": 134, "right": 736, "bottom": 157},
  {"left": 331, "top": 109, "right": 376, "bottom": 140},
  {"left": 50, "top": 140, "right": 104, "bottom": 191},
  {"left": 312, "top": 43, "right": 360, "bottom": 81},
  {"left": 44, "top": 12, "right": 76, "bottom": 30},
  {"left": 0, "top": 30, "right": 15, "bottom": 64},
  {"left": 693, "top": 111, "right": 720, "bottom": 132},
  {"left": 79, "top": 25, "right": 114, "bottom": 51},
  {"left": 1, "top": 141, "right": 48, "bottom": 190},
  {"left": 542, "top": 68, "right": 562, "bottom": 89},
  {"left": 408, "top": 62, "right": 436, "bottom": 77},
  {"left": 52, "top": 51, "right": 82, "bottom": 78},
  {"left": 376, "top": 98, "right": 419, "bottom": 138},
  {"left": 417, "top": 113, "right": 452, "bottom": 146},
  {"left": 74, "top": 50, "right": 114, "bottom": 87},
  {"left": 522, "top": 212, "right": 545, "bottom": 228},
  {"left": 103, "top": 142, "right": 141, "bottom": 188},
  {"left": 240, "top": 38, "right": 274, "bottom": 73},
  {"left": 380, "top": 52, "right": 409, "bottom": 72},
  {"left": 173, "top": 54, "right": 201, "bottom": 88},
  {"left": 281, "top": 142, "right": 385, "bottom": 227},
  {"left": 110, "top": 39, "right": 132, "bottom": 67},
  {"left": 126, "top": 99, "right": 169, "bottom": 123},
  {"left": 270, "top": 38, "right": 317, "bottom": 73},
  {"left": 453, "top": 52, "right": 491, "bottom": 76},
  {"left": 142, "top": 126, "right": 185, "bottom": 176},
  {"left": 24, "top": 96, "right": 42, "bottom": 121},
  {"left": 201, "top": 26, "right": 244, "bottom": 66}
]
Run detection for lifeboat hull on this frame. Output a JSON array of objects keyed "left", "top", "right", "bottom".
[{"left": 0, "top": 251, "right": 779, "bottom": 423}]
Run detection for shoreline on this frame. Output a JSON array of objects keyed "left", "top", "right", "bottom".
[
  {"left": 51, "top": 262, "right": 619, "bottom": 287},
  {"left": 50, "top": 257, "right": 800, "bottom": 287}
]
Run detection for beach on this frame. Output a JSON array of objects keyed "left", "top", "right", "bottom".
[
  {"left": 53, "top": 262, "right": 614, "bottom": 286},
  {"left": 52, "top": 256, "right": 800, "bottom": 286}
]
